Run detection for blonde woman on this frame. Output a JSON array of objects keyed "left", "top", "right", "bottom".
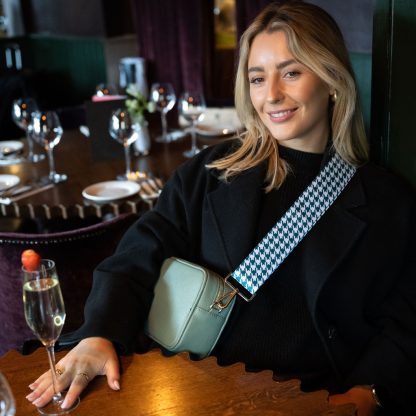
[{"left": 28, "top": 2, "right": 414, "bottom": 415}]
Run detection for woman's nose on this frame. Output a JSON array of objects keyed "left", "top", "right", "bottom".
[{"left": 266, "top": 76, "right": 284, "bottom": 104}]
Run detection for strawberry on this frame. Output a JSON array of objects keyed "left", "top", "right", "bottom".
[{"left": 21, "top": 249, "right": 42, "bottom": 271}]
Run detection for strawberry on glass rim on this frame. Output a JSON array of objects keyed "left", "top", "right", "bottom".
[{"left": 21, "top": 249, "right": 42, "bottom": 272}]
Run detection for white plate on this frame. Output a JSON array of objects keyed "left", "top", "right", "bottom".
[
  {"left": 0, "top": 174, "right": 20, "bottom": 191},
  {"left": 82, "top": 181, "right": 141, "bottom": 202},
  {"left": 196, "top": 123, "right": 236, "bottom": 137},
  {"left": 0, "top": 141, "right": 25, "bottom": 165},
  {"left": 0, "top": 140, "right": 24, "bottom": 155}
]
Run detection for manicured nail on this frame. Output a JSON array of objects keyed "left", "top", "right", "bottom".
[
  {"left": 113, "top": 380, "right": 120, "bottom": 390},
  {"left": 32, "top": 398, "right": 41, "bottom": 406}
]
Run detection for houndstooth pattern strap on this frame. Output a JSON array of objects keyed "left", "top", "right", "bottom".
[{"left": 231, "top": 153, "right": 356, "bottom": 296}]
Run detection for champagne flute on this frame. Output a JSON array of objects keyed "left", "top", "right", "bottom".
[
  {"left": 178, "top": 92, "right": 206, "bottom": 158},
  {"left": 31, "top": 111, "right": 67, "bottom": 184},
  {"left": 22, "top": 259, "right": 79, "bottom": 415},
  {"left": 11, "top": 98, "right": 45, "bottom": 163},
  {"left": 109, "top": 108, "right": 139, "bottom": 180},
  {"left": 0, "top": 372, "right": 15, "bottom": 416},
  {"left": 150, "top": 83, "right": 176, "bottom": 143}
]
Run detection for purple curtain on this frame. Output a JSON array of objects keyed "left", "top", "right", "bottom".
[
  {"left": 131, "top": 0, "right": 214, "bottom": 97},
  {"left": 235, "top": 0, "right": 283, "bottom": 39}
]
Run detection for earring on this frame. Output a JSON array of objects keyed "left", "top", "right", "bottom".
[{"left": 331, "top": 91, "right": 338, "bottom": 102}]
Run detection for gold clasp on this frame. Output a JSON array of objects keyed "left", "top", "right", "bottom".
[{"left": 210, "top": 281, "right": 237, "bottom": 312}]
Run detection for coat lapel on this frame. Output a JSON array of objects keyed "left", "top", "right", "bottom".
[
  {"left": 299, "top": 172, "right": 367, "bottom": 311},
  {"left": 206, "top": 164, "right": 266, "bottom": 272}
]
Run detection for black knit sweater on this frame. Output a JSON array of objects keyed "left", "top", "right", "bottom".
[{"left": 213, "top": 145, "right": 335, "bottom": 390}]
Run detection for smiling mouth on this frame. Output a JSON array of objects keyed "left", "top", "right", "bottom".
[{"left": 268, "top": 108, "right": 297, "bottom": 122}]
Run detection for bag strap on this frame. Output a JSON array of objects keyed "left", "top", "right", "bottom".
[{"left": 226, "top": 153, "right": 357, "bottom": 301}]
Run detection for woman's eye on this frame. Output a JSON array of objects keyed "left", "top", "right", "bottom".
[
  {"left": 249, "top": 77, "right": 264, "bottom": 84},
  {"left": 285, "top": 71, "right": 300, "bottom": 79}
]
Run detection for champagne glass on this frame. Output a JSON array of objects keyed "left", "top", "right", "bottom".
[
  {"left": 22, "top": 259, "right": 79, "bottom": 415},
  {"left": 178, "top": 92, "right": 206, "bottom": 158},
  {"left": 31, "top": 111, "right": 67, "bottom": 184},
  {"left": 0, "top": 372, "right": 15, "bottom": 416},
  {"left": 150, "top": 83, "right": 176, "bottom": 143},
  {"left": 11, "top": 98, "right": 45, "bottom": 163},
  {"left": 109, "top": 108, "right": 138, "bottom": 180}
]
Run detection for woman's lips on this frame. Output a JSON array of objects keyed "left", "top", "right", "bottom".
[{"left": 268, "top": 108, "right": 297, "bottom": 122}]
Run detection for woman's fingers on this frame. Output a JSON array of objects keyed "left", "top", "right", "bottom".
[
  {"left": 61, "top": 372, "right": 91, "bottom": 409},
  {"left": 103, "top": 353, "right": 121, "bottom": 391},
  {"left": 26, "top": 368, "right": 66, "bottom": 404},
  {"left": 26, "top": 337, "right": 119, "bottom": 410}
]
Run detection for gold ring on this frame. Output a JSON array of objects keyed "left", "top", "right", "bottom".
[
  {"left": 76, "top": 372, "right": 90, "bottom": 383},
  {"left": 55, "top": 368, "right": 64, "bottom": 376}
]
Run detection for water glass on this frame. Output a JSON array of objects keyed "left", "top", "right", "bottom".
[
  {"left": 109, "top": 108, "right": 138, "bottom": 180},
  {"left": 178, "top": 92, "right": 206, "bottom": 158},
  {"left": 11, "top": 98, "right": 45, "bottom": 163},
  {"left": 150, "top": 83, "right": 176, "bottom": 143},
  {"left": 0, "top": 372, "right": 16, "bottom": 416},
  {"left": 30, "top": 111, "right": 67, "bottom": 184}
]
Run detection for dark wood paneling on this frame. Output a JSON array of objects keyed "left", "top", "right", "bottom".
[{"left": 371, "top": 0, "right": 416, "bottom": 187}]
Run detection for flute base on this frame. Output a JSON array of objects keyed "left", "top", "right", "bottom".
[
  {"left": 38, "top": 393, "right": 79, "bottom": 415},
  {"left": 183, "top": 147, "right": 201, "bottom": 158},
  {"left": 27, "top": 153, "right": 46, "bottom": 163},
  {"left": 40, "top": 173, "right": 68, "bottom": 185}
]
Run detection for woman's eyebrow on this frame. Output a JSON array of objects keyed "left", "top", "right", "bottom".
[
  {"left": 276, "top": 59, "right": 297, "bottom": 70},
  {"left": 248, "top": 66, "right": 264, "bottom": 73},
  {"left": 248, "top": 59, "right": 297, "bottom": 74}
]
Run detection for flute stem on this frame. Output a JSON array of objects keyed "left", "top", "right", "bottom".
[{"left": 46, "top": 345, "right": 62, "bottom": 403}]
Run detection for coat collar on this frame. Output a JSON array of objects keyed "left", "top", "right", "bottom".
[{"left": 207, "top": 162, "right": 367, "bottom": 309}]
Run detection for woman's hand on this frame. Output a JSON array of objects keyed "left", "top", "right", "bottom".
[
  {"left": 329, "top": 386, "right": 378, "bottom": 416},
  {"left": 26, "top": 337, "right": 120, "bottom": 410}
]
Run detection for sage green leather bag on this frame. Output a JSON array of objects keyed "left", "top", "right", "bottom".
[{"left": 145, "top": 257, "right": 236, "bottom": 359}]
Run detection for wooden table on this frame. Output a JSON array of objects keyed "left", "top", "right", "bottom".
[
  {"left": 0, "top": 129, "right": 200, "bottom": 220},
  {"left": 0, "top": 348, "right": 355, "bottom": 416}
]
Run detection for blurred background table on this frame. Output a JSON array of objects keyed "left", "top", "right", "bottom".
[
  {"left": 0, "top": 128, "right": 220, "bottom": 226},
  {"left": 0, "top": 348, "right": 355, "bottom": 416}
]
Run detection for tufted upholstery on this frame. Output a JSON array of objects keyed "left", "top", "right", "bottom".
[{"left": 0, "top": 213, "right": 138, "bottom": 357}]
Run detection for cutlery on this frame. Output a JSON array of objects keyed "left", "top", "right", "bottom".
[
  {"left": 139, "top": 177, "right": 164, "bottom": 208},
  {"left": 0, "top": 183, "right": 54, "bottom": 205},
  {"left": 0, "top": 183, "right": 22, "bottom": 196},
  {"left": 1, "top": 147, "right": 22, "bottom": 158}
]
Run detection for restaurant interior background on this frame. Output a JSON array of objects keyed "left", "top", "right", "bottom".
[{"left": 0, "top": 0, "right": 415, "bottom": 187}]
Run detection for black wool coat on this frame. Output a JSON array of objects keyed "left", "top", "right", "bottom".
[{"left": 75, "top": 140, "right": 416, "bottom": 415}]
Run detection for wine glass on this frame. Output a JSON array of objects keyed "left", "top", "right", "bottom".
[
  {"left": 22, "top": 259, "right": 79, "bottom": 415},
  {"left": 108, "top": 108, "right": 138, "bottom": 180},
  {"left": 11, "top": 98, "right": 45, "bottom": 163},
  {"left": 178, "top": 92, "right": 206, "bottom": 158},
  {"left": 0, "top": 372, "right": 15, "bottom": 416},
  {"left": 31, "top": 111, "right": 67, "bottom": 184},
  {"left": 150, "top": 83, "right": 176, "bottom": 143}
]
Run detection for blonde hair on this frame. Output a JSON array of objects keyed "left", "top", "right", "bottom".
[{"left": 208, "top": 1, "right": 369, "bottom": 191}]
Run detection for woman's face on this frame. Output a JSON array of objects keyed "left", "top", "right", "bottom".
[{"left": 248, "top": 30, "right": 331, "bottom": 153}]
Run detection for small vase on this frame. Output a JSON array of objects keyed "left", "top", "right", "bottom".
[{"left": 133, "top": 120, "right": 151, "bottom": 156}]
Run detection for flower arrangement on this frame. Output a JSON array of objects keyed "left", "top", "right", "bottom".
[{"left": 125, "top": 84, "right": 155, "bottom": 124}]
